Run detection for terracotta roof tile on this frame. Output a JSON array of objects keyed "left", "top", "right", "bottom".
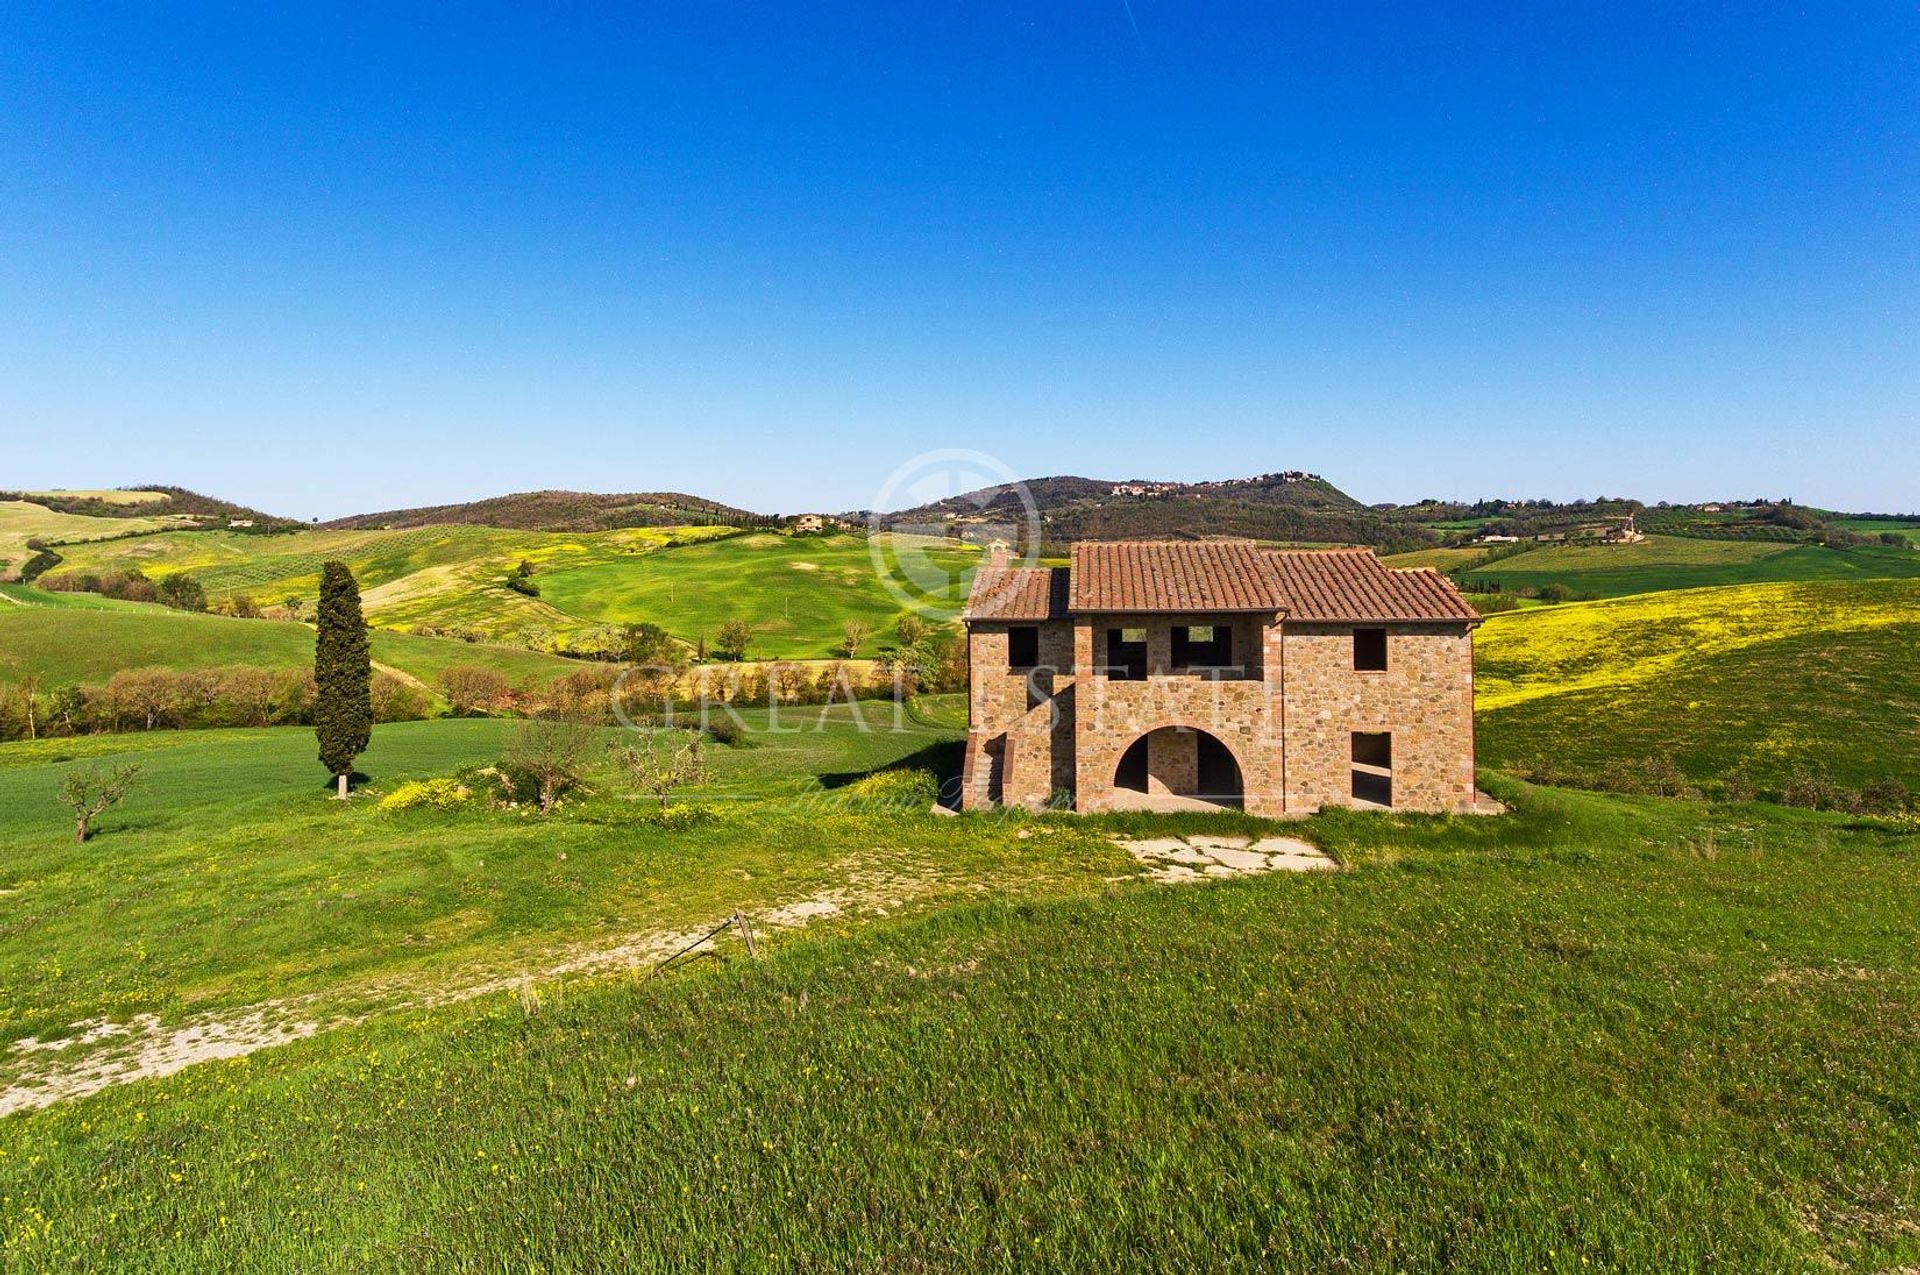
[
  {"left": 1068, "top": 540, "right": 1288, "bottom": 612},
  {"left": 1265, "top": 549, "right": 1481, "bottom": 623},
  {"left": 964, "top": 543, "right": 1480, "bottom": 625},
  {"left": 962, "top": 566, "right": 1069, "bottom": 621}
]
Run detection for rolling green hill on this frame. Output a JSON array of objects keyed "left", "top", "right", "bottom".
[
  {"left": 44, "top": 525, "right": 976, "bottom": 658},
  {"left": 1831, "top": 517, "right": 1920, "bottom": 546},
  {"left": 1458, "top": 535, "right": 1920, "bottom": 598},
  {"left": 537, "top": 530, "right": 977, "bottom": 657},
  {"left": 0, "top": 500, "right": 200, "bottom": 581},
  {"left": 323, "top": 487, "right": 761, "bottom": 532},
  {"left": 0, "top": 602, "right": 585, "bottom": 692},
  {"left": 1475, "top": 578, "right": 1920, "bottom": 796}
]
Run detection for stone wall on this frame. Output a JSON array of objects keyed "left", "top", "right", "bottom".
[
  {"left": 965, "top": 614, "right": 1477, "bottom": 817},
  {"left": 1069, "top": 614, "right": 1288, "bottom": 817},
  {"left": 964, "top": 621, "right": 1076, "bottom": 810},
  {"left": 1278, "top": 622, "right": 1476, "bottom": 813}
]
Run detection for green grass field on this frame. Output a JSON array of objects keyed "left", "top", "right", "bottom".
[
  {"left": 1832, "top": 518, "right": 1920, "bottom": 546},
  {"left": 8, "top": 514, "right": 1920, "bottom": 1266},
  {"left": 20, "top": 489, "right": 170, "bottom": 505},
  {"left": 1376, "top": 546, "right": 1486, "bottom": 571},
  {"left": 0, "top": 501, "right": 198, "bottom": 581},
  {"left": 43, "top": 524, "right": 975, "bottom": 656},
  {"left": 0, "top": 583, "right": 152, "bottom": 611},
  {"left": 0, "top": 601, "right": 586, "bottom": 692},
  {"left": 538, "top": 530, "right": 977, "bottom": 657},
  {"left": 0, "top": 766, "right": 1914, "bottom": 1268},
  {"left": 0, "top": 701, "right": 1004, "bottom": 1056},
  {"left": 1476, "top": 578, "right": 1920, "bottom": 795},
  {"left": 1458, "top": 534, "right": 1920, "bottom": 597}
]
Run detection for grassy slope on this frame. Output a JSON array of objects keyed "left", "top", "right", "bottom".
[
  {"left": 19, "top": 490, "right": 170, "bottom": 505},
  {"left": 0, "top": 501, "right": 196, "bottom": 579},
  {"left": 1831, "top": 518, "right": 1920, "bottom": 545},
  {"left": 1, "top": 784, "right": 1915, "bottom": 1268},
  {"left": 0, "top": 584, "right": 150, "bottom": 611},
  {"left": 1376, "top": 546, "right": 1486, "bottom": 571},
  {"left": 538, "top": 530, "right": 979, "bottom": 657},
  {"left": 1476, "top": 579, "right": 1920, "bottom": 792},
  {"left": 1458, "top": 534, "right": 1920, "bottom": 597},
  {"left": 43, "top": 525, "right": 961, "bottom": 655},
  {"left": 0, "top": 603, "right": 583, "bottom": 691},
  {"left": 0, "top": 700, "right": 1001, "bottom": 1044}
]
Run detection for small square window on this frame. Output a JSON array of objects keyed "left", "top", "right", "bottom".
[
  {"left": 1120, "top": 626, "right": 1147, "bottom": 643},
  {"left": 1007, "top": 626, "right": 1040, "bottom": 669},
  {"left": 1351, "top": 731, "right": 1392, "bottom": 769},
  {"left": 1354, "top": 627, "right": 1388, "bottom": 671},
  {"left": 1172, "top": 623, "right": 1233, "bottom": 671}
]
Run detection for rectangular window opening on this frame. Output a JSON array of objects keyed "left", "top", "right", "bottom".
[
  {"left": 1351, "top": 731, "right": 1393, "bottom": 806},
  {"left": 1172, "top": 623, "right": 1234, "bottom": 672},
  {"left": 1354, "top": 627, "right": 1388, "bottom": 671},
  {"left": 1007, "top": 625, "right": 1040, "bottom": 669},
  {"left": 1106, "top": 627, "right": 1148, "bottom": 681}
]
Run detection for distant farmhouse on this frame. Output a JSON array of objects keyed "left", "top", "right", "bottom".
[{"left": 962, "top": 540, "right": 1481, "bottom": 816}]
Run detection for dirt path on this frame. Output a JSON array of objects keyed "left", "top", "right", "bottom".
[
  {"left": 0, "top": 836, "right": 1339, "bottom": 1117},
  {"left": 370, "top": 660, "right": 432, "bottom": 694},
  {"left": 0, "top": 885, "right": 873, "bottom": 1117}
]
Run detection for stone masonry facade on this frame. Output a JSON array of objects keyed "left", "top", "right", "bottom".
[{"left": 961, "top": 541, "right": 1479, "bottom": 817}]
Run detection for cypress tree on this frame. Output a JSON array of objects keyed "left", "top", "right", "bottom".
[{"left": 314, "top": 560, "right": 372, "bottom": 799}]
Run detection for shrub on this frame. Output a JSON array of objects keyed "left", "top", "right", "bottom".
[
  {"left": 704, "top": 717, "right": 751, "bottom": 748},
  {"left": 441, "top": 665, "right": 511, "bottom": 717},
  {"left": 1782, "top": 767, "right": 1840, "bottom": 810},
  {"left": 20, "top": 547, "right": 61, "bottom": 583},
  {"left": 379, "top": 777, "right": 471, "bottom": 812},
  {"left": 837, "top": 767, "right": 939, "bottom": 811},
  {"left": 505, "top": 713, "right": 601, "bottom": 814},
  {"left": 155, "top": 572, "right": 208, "bottom": 613},
  {"left": 1860, "top": 778, "right": 1913, "bottom": 815},
  {"left": 637, "top": 803, "right": 718, "bottom": 829},
  {"left": 372, "top": 671, "right": 431, "bottom": 724}
]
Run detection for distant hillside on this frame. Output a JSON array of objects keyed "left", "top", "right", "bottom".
[
  {"left": 871, "top": 471, "right": 1428, "bottom": 550},
  {"left": 1477, "top": 578, "right": 1920, "bottom": 798},
  {"left": 0, "top": 486, "right": 300, "bottom": 530},
  {"left": 325, "top": 490, "right": 768, "bottom": 533}
]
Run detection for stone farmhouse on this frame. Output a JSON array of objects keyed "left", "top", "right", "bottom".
[{"left": 960, "top": 540, "right": 1481, "bottom": 816}]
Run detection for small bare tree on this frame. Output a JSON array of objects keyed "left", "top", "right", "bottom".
[
  {"left": 611, "top": 726, "right": 705, "bottom": 811},
  {"left": 506, "top": 713, "right": 601, "bottom": 815},
  {"left": 839, "top": 618, "right": 870, "bottom": 659},
  {"left": 441, "top": 665, "right": 511, "bottom": 717},
  {"left": 17, "top": 673, "right": 41, "bottom": 741},
  {"left": 60, "top": 762, "right": 142, "bottom": 843}
]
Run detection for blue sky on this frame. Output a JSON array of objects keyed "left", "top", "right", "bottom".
[{"left": 2, "top": 2, "right": 1915, "bottom": 518}]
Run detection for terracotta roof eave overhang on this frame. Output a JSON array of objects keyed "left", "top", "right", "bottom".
[
  {"left": 1067, "top": 604, "right": 1285, "bottom": 616},
  {"left": 1289, "top": 614, "right": 1483, "bottom": 628}
]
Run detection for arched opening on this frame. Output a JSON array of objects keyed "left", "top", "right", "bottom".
[{"left": 1111, "top": 726, "right": 1244, "bottom": 812}]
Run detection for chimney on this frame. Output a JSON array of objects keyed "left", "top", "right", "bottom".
[{"left": 986, "top": 537, "right": 1011, "bottom": 565}]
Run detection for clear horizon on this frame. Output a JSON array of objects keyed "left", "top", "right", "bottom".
[{"left": 4, "top": 4, "right": 1916, "bottom": 520}]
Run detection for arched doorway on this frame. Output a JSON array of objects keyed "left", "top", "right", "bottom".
[{"left": 1111, "top": 726, "right": 1244, "bottom": 811}]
